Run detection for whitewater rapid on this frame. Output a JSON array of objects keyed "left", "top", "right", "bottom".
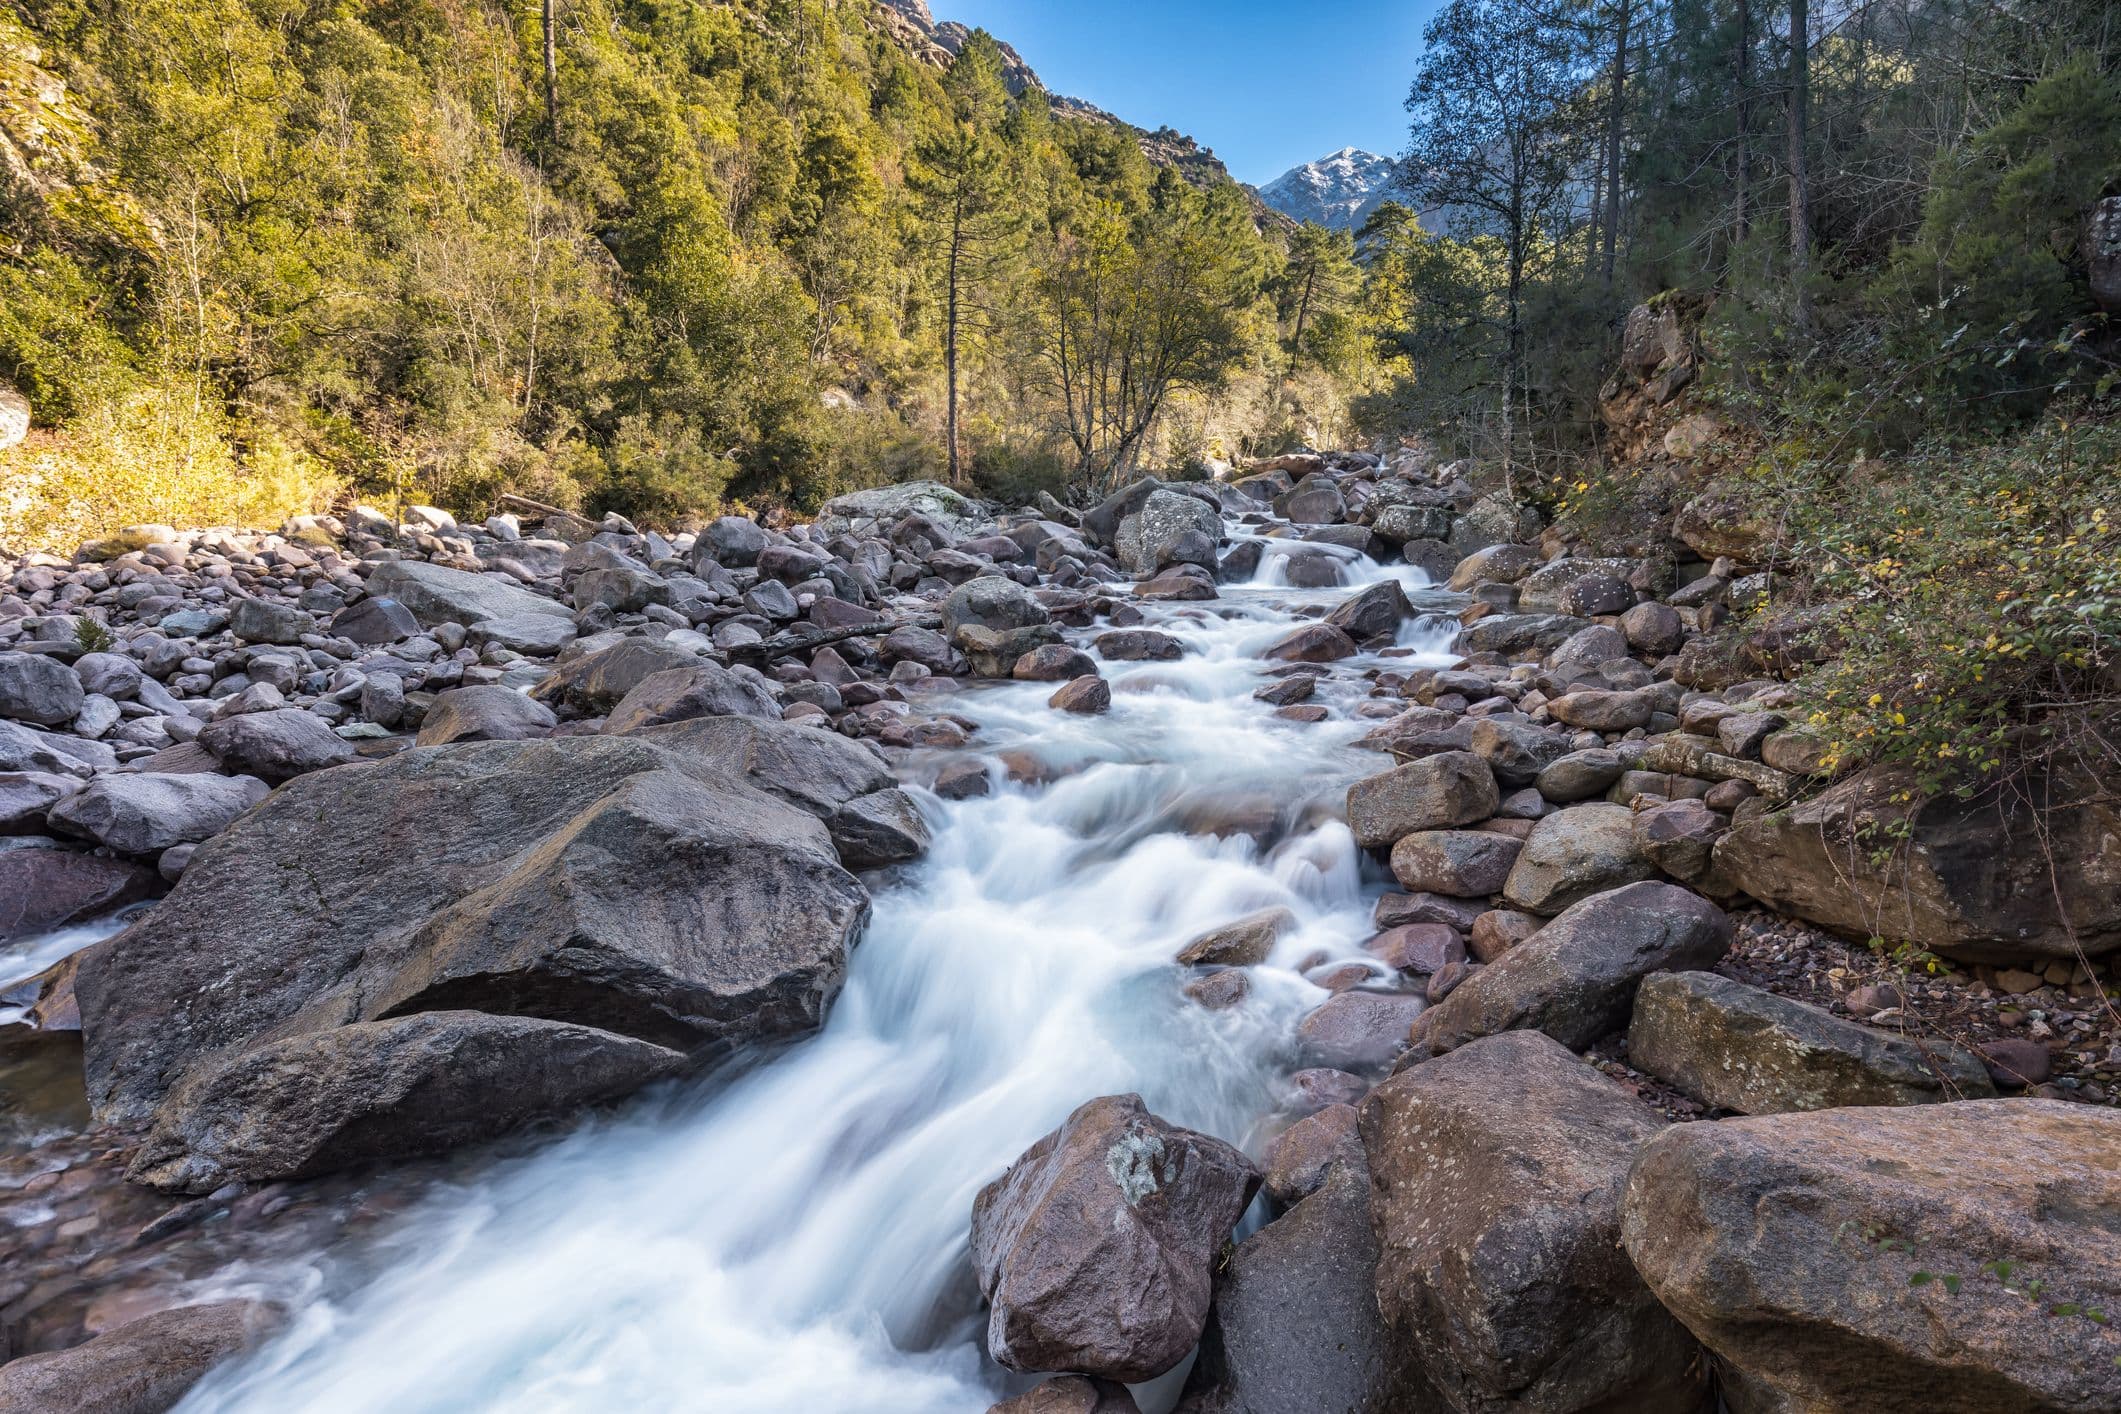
[{"left": 174, "top": 534, "right": 1462, "bottom": 1413}]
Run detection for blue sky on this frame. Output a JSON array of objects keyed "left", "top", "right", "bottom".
[{"left": 933, "top": 1, "right": 1446, "bottom": 186}]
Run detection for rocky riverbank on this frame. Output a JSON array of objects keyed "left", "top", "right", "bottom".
[{"left": 0, "top": 447, "right": 2116, "bottom": 1411}]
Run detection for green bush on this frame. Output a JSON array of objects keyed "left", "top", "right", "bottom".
[{"left": 1745, "top": 417, "right": 2120, "bottom": 793}]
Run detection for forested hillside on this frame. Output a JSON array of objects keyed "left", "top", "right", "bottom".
[
  {"left": 0, "top": 0, "right": 1362, "bottom": 552},
  {"left": 1354, "top": 0, "right": 2120, "bottom": 795}
]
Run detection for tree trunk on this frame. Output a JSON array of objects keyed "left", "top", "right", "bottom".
[
  {"left": 1600, "top": 0, "right": 1631, "bottom": 288},
  {"left": 1290, "top": 267, "right": 1317, "bottom": 371},
  {"left": 542, "top": 0, "right": 559, "bottom": 138},
  {"left": 1734, "top": 0, "right": 1752, "bottom": 251},
  {"left": 1787, "top": 0, "right": 1812, "bottom": 330},
  {"left": 946, "top": 229, "right": 962, "bottom": 486}
]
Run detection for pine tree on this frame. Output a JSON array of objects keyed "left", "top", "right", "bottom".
[{"left": 907, "top": 32, "right": 1020, "bottom": 486}]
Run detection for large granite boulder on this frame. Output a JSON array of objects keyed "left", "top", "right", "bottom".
[
  {"left": 1627, "top": 971, "right": 1995, "bottom": 1114},
  {"left": 415, "top": 685, "right": 559, "bottom": 746},
  {"left": 531, "top": 637, "right": 704, "bottom": 715},
  {"left": 1408, "top": 882, "right": 1733, "bottom": 1057},
  {"left": 47, "top": 773, "right": 270, "bottom": 856},
  {"left": 1122, "top": 489, "right": 1223, "bottom": 575},
  {"left": 1716, "top": 766, "right": 2121, "bottom": 962},
  {"left": 74, "top": 731, "right": 871, "bottom": 1130},
  {"left": 0, "top": 1300, "right": 282, "bottom": 1414},
  {"left": 0, "top": 652, "right": 85, "bottom": 727},
  {"left": 365, "top": 560, "right": 571, "bottom": 627},
  {"left": 197, "top": 707, "right": 357, "bottom": 782},
  {"left": 813, "top": 480, "right": 984, "bottom": 542},
  {"left": 972, "top": 1094, "right": 1260, "bottom": 1382},
  {"left": 1362, "top": 1031, "right": 1705, "bottom": 1413},
  {"left": 0, "top": 844, "right": 157, "bottom": 944},
  {"left": 604, "top": 664, "right": 780, "bottom": 733},
  {"left": 1623, "top": 1100, "right": 2121, "bottom": 1413},
  {"left": 944, "top": 576, "right": 1053, "bottom": 639},
  {"left": 128, "top": 1011, "right": 688, "bottom": 1192}
]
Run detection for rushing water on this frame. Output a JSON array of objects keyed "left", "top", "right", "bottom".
[{"left": 176, "top": 529, "right": 1462, "bottom": 1414}]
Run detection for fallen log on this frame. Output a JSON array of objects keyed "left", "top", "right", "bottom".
[{"left": 725, "top": 612, "right": 941, "bottom": 666}]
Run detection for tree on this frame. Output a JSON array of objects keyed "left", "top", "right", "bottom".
[
  {"left": 1279, "top": 222, "right": 1361, "bottom": 373},
  {"left": 1599, "top": 0, "right": 1632, "bottom": 287},
  {"left": 907, "top": 31, "right": 1020, "bottom": 485},
  {"left": 1032, "top": 175, "right": 1260, "bottom": 491},
  {"left": 1787, "top": 0, "right": 1813, "bottom": 329},
  {"left": 1399, "top": 0, "right": 1586, "bottom": 472}
]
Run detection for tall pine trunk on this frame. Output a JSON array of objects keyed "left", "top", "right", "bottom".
[
  {"left": 946, "top": 213, "right": 964, "bottom": 486},
  {"left": 1787, "top": 0, "right": 1813, "bottom": 330},
  {"left": 1734, "top": 0, "right": 1752, "bottom": 253},
  {"left": 1600, "top": 0, "right": 1631, "bottom": 288},
  {"left": 542, "top": 0, "right": 558, "bottom": 138}
]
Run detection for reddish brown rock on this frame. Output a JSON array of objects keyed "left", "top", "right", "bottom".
[
  {"left": 1048, "top": 676, "right": 1112, "bottom": 714},
  {"left": 972, "top": 1094, "right": 1260, "bottom": 1382}
]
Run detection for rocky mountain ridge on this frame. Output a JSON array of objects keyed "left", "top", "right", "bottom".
[{"left": 1258, "top": 147, "right": 1401, "bottom": 230}]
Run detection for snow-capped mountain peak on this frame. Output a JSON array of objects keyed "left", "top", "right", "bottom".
[{"left": 1258, "top": 149, "right": 1399, "bottom": 230}]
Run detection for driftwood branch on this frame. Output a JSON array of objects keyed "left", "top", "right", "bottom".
[
  {"left": 497, "top": 491, "right": 577, "bottom": 520},
  {"left": 725, "top": 613, "right": 941, "bottom": 666}
]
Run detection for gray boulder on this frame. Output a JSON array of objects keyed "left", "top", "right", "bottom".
[
  {"left": 1627, "top": 970, "right": 1996, "bottom": 1113},
  {"left": 605, "top": 664, "right": 779, "bottom": 733},
  {"left": 1501, "top": 803, "right": 1653, "bottom": 914},
  {"left": 331, "top": 596, "right": 422, "bottom": 645},
  {"left": 1623, "top": 1100, "right": 2121, "bottom": 1413},
  {"left": 943, "top": 575, "right": 1051, "bottom": 638},
  {"left": 129, "top": 1011, "right": 688, "bottom": 1192},
  {"left": 74, "top": 732, "right": 870, "bottom": 1126},
  {"left": 0, "top": 720, "right": 117, "bottom": 778},
  {"left": 826, "top": 787, "right": 931, "bottom": 870},
  {"left": 416, "top": 685, "right": 559, "bottom": 745},
  {"left": 0, "top": 652, "right": 84, "bottom": 727},
  {"left": 813, "top": 480, "right": 984, "bottom": 542},
  {"left": 695, "top": 515, "right": 769, "bottom": 569},
  {"left": 1346, "top": 752, "right": 1499, "bottom": 851},
  {"left": 1123, "top": 489, "right": 1223, "bottom": 575},
  {"left": 468, "top": 612, "right": 578, "bottom": 657},
  {"left": 0, "top": 844, "right": 158, "bottom": 944},
  {"left": 47, "top": 773, "right": 270, "bottom": 856},
  {"left": 1, "top": 771, "right": 82, "bottom": 833},
  {"left": 0, "top": 1300, "right": 282, "bottom": 1414},
  {"left": 633, "top": 715, "right": 892, "bottom": 818},
  {"left": 227, "top": 597, "right": 311, "bottom": 645},
  {"left": 366, "top": 561, "right": 572, "bottom": 627},
  {"left": 1186, "top": 1158, "right": 1436, "bottom": 1414},
  {"left": 1326, "top": 581, "right": 1413, "bottom": 642},
  {"left": 1408, "top": 881, "right": 1733, "bottom": 1057},
  {"left": 532, "top": 637, "right": 703, "bottom": 714},
  {"left": 198, "top": 708, "right": 357, "bottom": 781},
  {"left": 973, "top": 1094, "right": 1260, "bottom": 1382}
]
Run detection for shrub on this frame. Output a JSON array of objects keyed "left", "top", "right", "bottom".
[
  {"left": 1748, "top": 416, "right": 2120, "bottom": 795},
  {"left": 0, "top": 382, "right": 339, "bottom": 555}
]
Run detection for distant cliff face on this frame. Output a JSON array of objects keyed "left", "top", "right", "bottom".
[{"left": 1257, "top": 148, "right": 1400, "bottom": 230}]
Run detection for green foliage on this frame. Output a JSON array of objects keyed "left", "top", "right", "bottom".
[
  {"left": 0, "top": 0, "right": 1300, "bottom": 549},
  {"left": 1744, "top": 418, "right": 2120, "bottom": 794}
]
